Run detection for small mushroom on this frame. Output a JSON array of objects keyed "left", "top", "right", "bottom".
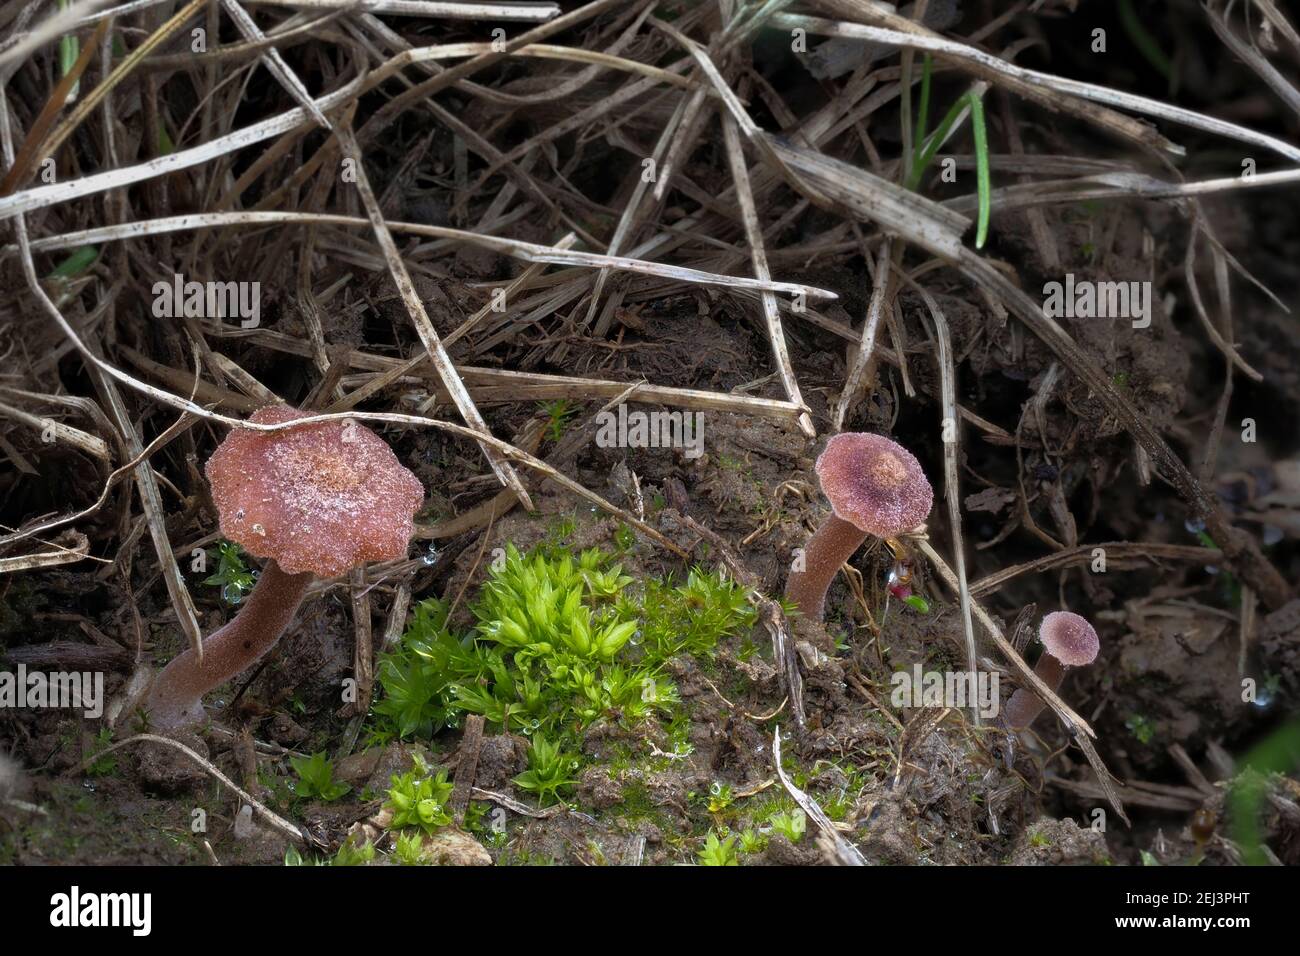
[
  {"left": 1001, "top": 611, "right": 1100, "bottom": 732},
  {"left": 144, "top": 405, "right": 424, "bottom": 729},
  {"left": 785, "top": 432, "right": 933, "bottom": 621}
]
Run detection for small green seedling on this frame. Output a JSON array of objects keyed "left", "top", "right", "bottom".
[
  {"left": 372, "top": 600, "right": 465, "bottom": 738},
  {"left": 385, "top": 765, "right": 454, "bottom": 835},
  {"left": 290, "top": 751, "right": 350, "bottom": 802},
  {"left": 393, "top": 831, "right": 425, "bottom": 865},
  {"left": 514, "top": 736, "right": 577, "bottom": 806},
  {"left": 1126, "top": 713, "right": 1156, "bottom": 745},
  {"left": 540, "top": 399, "right": 580, "bottom": 443},
  {"left": 203, "top": 541, "right": 256, "bottom": 605},
  {"left": 707, "top": 782, "right": 735, "bottom": 814},
  {"left": 86, "top": 728, "right": 118, "bottom": 777},
  {"left": 739, "top": 829, "right": 767, "bottom": 854},
  {"left": 613, "top": 522, "right": 636, "bottom": 552},
  {"left": 332, "top": 838, "right": 375, "bottom": 866},
  {"left": 698, "top": 830, "right": 739, "bottom": 866},
  {"left": 769, "top": 809, "right": 807, "bottom": 844},
  {"left": 283, "top": 846, "right": 319, "bottom": 866},
  {"left": 284, "top": 836, "right": 375, "bottom": 867}
]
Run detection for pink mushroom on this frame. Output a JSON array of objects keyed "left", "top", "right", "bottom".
[
  {"left": 785, "top": 432, "right": 933, "bottom": 621},
  {"left": 1001, "top": 611, "right": 1100, "bottom": 731},
  {"left": 144, "top": 405, "right": 424, "bottom": 729}
]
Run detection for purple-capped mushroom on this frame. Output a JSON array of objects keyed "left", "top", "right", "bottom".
[
  {"left": 143, "top": 405, "right": 424, "bottom": 729},
  {"left": 784, "top": 432, "right": 933, "bottom": 621},
  {"left": 1002, "top": 611, "right": 1100, "bottom": 731}
]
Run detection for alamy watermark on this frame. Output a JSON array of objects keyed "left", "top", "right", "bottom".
[
  {"left": 594, "top": 403, "right": 705, "bottom": 459},
  {"left": 890, "top": 664, "right": 1000, "bottom": 720},
  {"left": 50, "top": 886, "right": 151, "bottom": 936},
  {"left": 152, "top": 272, "right": 261, "bottom": 328},
  {"left": 0, "top": 664, "right": 103, "bottom": 719},
  {"left": 1042, "top": 273, "right": 1151, "bottom": 328}
]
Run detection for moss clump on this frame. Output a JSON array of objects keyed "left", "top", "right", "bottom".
[{"left": 369, "top": 543, "right": 757, "bottom": 772}]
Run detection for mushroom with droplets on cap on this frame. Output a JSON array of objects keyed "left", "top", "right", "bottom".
[
  {"left": 1001, "top": 611, "right": 1100, "bottom": 732},
  {"left": 143, "top": 405, "right": 424, "bottom": 729},
  {"left": 784, "top": 432, "right": 933, "bottom": 622}
]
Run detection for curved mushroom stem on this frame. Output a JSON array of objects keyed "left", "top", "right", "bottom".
[
  {"left": 1001, "top": 653, "right": 1066, "bottom": 732},
  {"left": 785, "top": 513, "right": 869, "bottom": 622},
  {"left": 145, "top": 561, "right": 313, "bottom": 729}
]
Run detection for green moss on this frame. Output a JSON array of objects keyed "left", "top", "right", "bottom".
[
  {"left": 697, "top": 829, "right": 739, "bottom": 865},
  {"left": 369, "top": 543, "right": 755, "bottom": 774},
  {"left": 1125, "top": 713, "right": 1156, "bottom": 745}
]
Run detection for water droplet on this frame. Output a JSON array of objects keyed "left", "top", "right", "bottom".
[
  {"left": 1263, "top": 525, "right": 1284, "bottom": 546},
  {"left": 629, "top": 630, "right": 642, "bottom": 647},
  {"left": 1184, "top": 517, "right": 1206, "bottom": 535},
  {"left": 223, "top": 583, "right": 244, "bottom": 604},
  {"left": 1253, "top": 686, "right": 1274, "bottom": 709},
  {"left": 1204, "top": 565, "right": 1220, "bottom": 576},
  {"left": 421, "top": 546, "right": 439, "bottom": 566}
]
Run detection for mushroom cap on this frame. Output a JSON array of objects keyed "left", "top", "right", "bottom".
[
  {"left": 814, "top": 432, "right": 933, "bottom": 538},
  {"left": 1039, "top": 611, "right": 1100, "bottom": 667},
  {"left": 206, "top": 405, "right": 424, "bottom": 578}
]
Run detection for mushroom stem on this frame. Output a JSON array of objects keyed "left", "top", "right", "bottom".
[
  {"left": 1001, "top": 653, "right": 1066, "bottom": 731},
  {"left": 145, "top": 561, "right": 313, "bottom": 729},
  {"left": 785, "top": 513, "right": 869, "bottom": 622}
]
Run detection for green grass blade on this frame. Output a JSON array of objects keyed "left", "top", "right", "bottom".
[
  {"left": 968, "top": 91, "right": 991, "bottom": 249},
  {"left": 915, "top": 54, "right": 932, "bottom": 169},
  {"left": 47, "top": 245, "right": 99, "bottom": 279},
  {"left": 57, "top": 0, "right": 80, "bottom": 101},
  {"left": 1118, "top": 0, "right": 1174, "bottom": 84},
  {"left": 907, "top": 94, "right": 967, "bottom": 191}
]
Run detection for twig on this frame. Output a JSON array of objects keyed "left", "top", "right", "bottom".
[
  {"left": 773, "top": 726, "right": 867, "bottom": 865},
  {"left": 450, "top": 715, "right": 485, "bottom": 825},
  {"left": 913, "top": 282, "right": 979, "bottom": 720},
  {"left": 720, "top": 113, "right": 815, "bottom": 437},
  {"left": 72, "top": 734, "right": 315, "bottom": 847}
]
